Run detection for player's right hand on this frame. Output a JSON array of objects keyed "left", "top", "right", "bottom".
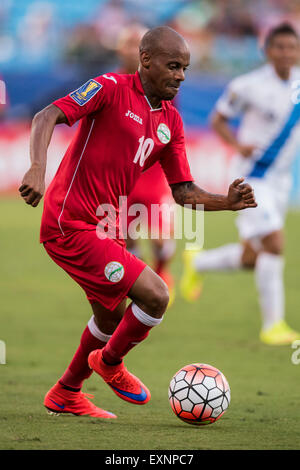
[
  {"left": 19, "top": 165, "right": 45, "bottom": 207},
  {"left": 227, "top": 177, "right": 257, "bottom": 211},
  {"left": 237, "top": 144, "right": 256, "bottom": 158}
]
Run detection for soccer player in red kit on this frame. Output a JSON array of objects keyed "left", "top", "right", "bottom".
[
  {"left": 117, "top": 24, "right": 177, "bottom": 305},
  {"left": 19, "top": 26, "right": 256, "bottom": 418}
]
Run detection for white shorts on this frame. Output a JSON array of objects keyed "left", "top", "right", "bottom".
[{"left": 236, "top": 177, "right": 289, "bottom": 241}]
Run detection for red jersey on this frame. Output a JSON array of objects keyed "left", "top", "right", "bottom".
[{"left": 40, "top": 72, "right": 193, "bottom": 243}]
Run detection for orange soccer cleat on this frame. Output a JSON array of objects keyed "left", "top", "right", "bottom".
[
  {"left": 88, "top": 349, "right": 151, "bottom": 405},
  {"left": 44, "top": 381, "right": 117, "bottom": 418}
]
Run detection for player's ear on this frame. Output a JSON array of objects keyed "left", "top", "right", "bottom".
[{"left": 140, "top": 51, "right": 151, "bottom": 69}]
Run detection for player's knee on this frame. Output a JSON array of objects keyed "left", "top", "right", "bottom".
[
  {"left": 264, "top": 245, "right": 283, "bottom": 256},
  {"left": 147, "top": 280, "right": 169, "bottom": 317},
  {"left": 261, "top": 231, "right": 284, "bottom": 256},
  {"left": 261, "top": 242, "right": 283, "bottom": 256}
]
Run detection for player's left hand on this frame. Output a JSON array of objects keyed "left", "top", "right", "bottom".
[{"left": 227, "top": 177, "right": 257, "bottom": 211}]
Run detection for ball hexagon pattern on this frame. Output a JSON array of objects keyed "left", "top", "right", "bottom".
[{"left": 168, "top": 363, "right": 230, "bottom": 425}]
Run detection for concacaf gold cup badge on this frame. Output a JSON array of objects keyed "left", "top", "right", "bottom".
[
  {"left": 104, "top": 262, "right": 125, "bottom": 283},
  {"left": 70, "top": 79, "right": 102, "bottom": 106},
  {"left": 157, "top": 123, "right": 171, "bottom": 144}
]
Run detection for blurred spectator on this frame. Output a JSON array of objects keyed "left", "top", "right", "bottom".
[
  {"left": 252, "top": 0, "right": 300, "bottom": 47},
  {"left": 16, "top": 1, "right": 59, "bottom": 66},
  {"left": 93, "top": 0, "right": 131, "bottom": 53},
  {"left": 116, "top": 23, "right": 148, "bottom": 74},
  {"left": 207, "top": 0, "right": 257, "bottom": 37},
  {"left": 4, "top": 0, "right": 300, "bottom": 117},
  {"left": 0, "top": 0, "right": 14, "bottom": 65},
  {"left": 63, "top": 23, "right": 116, "bottom": 77},
  {"left": 172, "top": 0, "right": 261, "bottom": 74},
  {"left": 170, "top": 1, "right": 216, "bottom": 71}
]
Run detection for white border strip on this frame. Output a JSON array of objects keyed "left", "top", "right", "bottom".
[
  {"left": 57, "top": 119, "right": 95, "bottom": 236},
  {"left": 0, "top": 80, "right": 6, "bottom": 105}
]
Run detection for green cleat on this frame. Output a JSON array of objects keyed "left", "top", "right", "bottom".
[
  {"left": 180, "top": 249, "right": 203, "bottom": 303},
  {"left": 260, "top": 320, "right": 300, "bottom": 345}
]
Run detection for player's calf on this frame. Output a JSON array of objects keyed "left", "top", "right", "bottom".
[
  {"left": 101, "top": 302, "right": 164, "bottom": 365},
  {"left": 88, "top": 267, "right": 168, "bottom": 404},
  {"left": 241, "top": 241, "right": 257, "bottom": 269},
  {"left": 261, "top": 230, "right": 284, "bottom": 256},
  {"left": 88, "top": 303, "right": 157, "bottom": 405}
]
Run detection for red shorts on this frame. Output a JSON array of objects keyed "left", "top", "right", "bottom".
[
  {"left": 127, "top": 163, "right": 174, "bottom": 235},
  {"left": 44, "top": 230, "right": 146, "bottom": 311}
]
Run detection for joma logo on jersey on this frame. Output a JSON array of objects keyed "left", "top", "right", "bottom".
[{"left": 125, "top": 109, "right": 143, "bottom": 125}]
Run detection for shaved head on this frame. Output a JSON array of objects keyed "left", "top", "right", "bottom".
[
  {"left": 138, "top": 26, "right": 190, "bottom": 107},
  {"left": 139, "top": 26, "right": 189, "bottom": 57}
]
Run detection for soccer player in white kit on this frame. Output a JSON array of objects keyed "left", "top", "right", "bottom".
[{"left": 181, "top": 23, "right": 300, "bottom": 345}]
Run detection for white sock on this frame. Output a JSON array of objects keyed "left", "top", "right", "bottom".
[
  {"left": 131, "top": 303, "right": 164, "bottom": 327},
  {"left": 88, "top": 316, "right": 112, "bottom": 342},
  {"left": 194, "top": 243, "right": 243, "bottom": 272},
  {"left": 255, "top": 252, "right": 285, "bottom": 330}
]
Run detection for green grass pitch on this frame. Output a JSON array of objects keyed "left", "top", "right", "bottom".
[{"left": 0, "top": 197, "right": 300, "bottom": 450}]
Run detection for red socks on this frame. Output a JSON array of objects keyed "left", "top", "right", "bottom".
[
  {"left": 59, "top": 324, "right": 107, "bottom": 390},
  {"left": 102, "top": 303, "right": 163, "bottom": 365},
  {"left": 59, "top": 304, "right": 163, "bottom": 388}
]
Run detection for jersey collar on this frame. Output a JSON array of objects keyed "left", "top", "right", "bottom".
[
  {"left": 133, "top": 71, "right": 166, "bottom": 111},
  {"left": 267, "top": 63, "right": 294, "bottom": 85}
]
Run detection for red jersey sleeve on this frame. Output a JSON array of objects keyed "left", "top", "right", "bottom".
[
  {"left": 52, "top": 75, "right": 117, "bottom": 126},
  {"left": 159, "top": 112, "right": 193, "bottom": 185}
]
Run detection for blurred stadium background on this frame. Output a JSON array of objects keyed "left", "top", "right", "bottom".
[
  {"left": 1, "top": 0, "right": 300, "bottom": 201},
  {"left": 1, "top": 0, "right": 300, "bottom": 451}
]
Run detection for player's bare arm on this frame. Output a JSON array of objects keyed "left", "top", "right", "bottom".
[
  {"left": 211, "top": 111, "right": 256, "bottom": 158},
  {"left": 170, "top": 177, "right": 257, "bottom": 211},
  {"left": 19, "top": 104, "right": 67, "bottom": 207}
]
